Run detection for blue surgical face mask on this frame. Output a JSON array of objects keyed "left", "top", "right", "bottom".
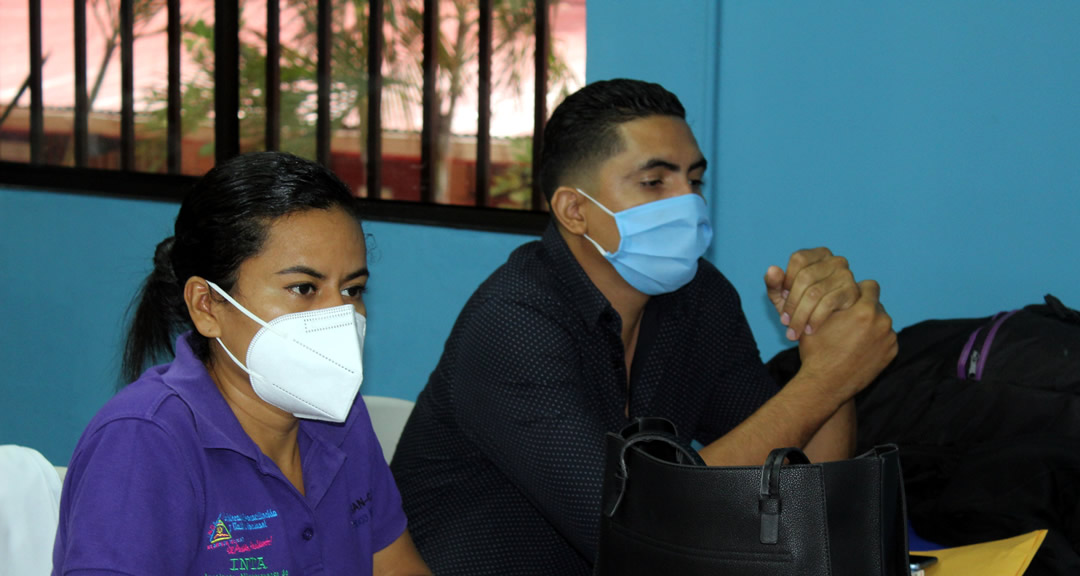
[{"left": 576, "top": 188, "right": 714, "bottom": 295}]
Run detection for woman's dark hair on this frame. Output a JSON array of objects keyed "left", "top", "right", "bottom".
[
  {"left": 539, "top": 78, "right": 686, "bottom": 203},
  {"left": 122, "top": 151, "right": 363, "bottom": 384}
]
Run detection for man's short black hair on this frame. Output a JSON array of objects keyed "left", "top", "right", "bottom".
[{"left": 539, "top": 78, "right": 686, "bottom": 203}]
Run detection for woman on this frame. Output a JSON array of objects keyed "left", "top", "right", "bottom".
[{"left": 52, "top": 152, "right": 431, "bottom": 575}]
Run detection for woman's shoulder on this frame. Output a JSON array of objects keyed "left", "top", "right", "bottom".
[
  {"left": 78, "top": 364, "right": 200, "bottom": 455},
  {"left": 66, "top": 365, "right": 207, "bottom": 506}
]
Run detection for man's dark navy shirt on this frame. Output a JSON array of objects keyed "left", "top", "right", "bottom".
[{"left": 391, "top": 223, "right": 779, "bottom": 575}]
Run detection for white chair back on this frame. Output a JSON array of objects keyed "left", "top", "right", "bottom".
[
  {"left": 363, "top": 395, "right": 416, "bottom": 463},
  {"left": 0, "top": 445, "right": 63, "bottom": 576}
]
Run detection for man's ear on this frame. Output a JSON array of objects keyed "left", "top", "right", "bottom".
[
  {"left": 185, "top": 277, "right": 223, "bottom": 339},
  {"left": 550, "top": 186, "right": 589, "bottom": 235}
]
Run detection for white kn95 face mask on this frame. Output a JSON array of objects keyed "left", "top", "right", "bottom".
[{"left": 207, "top": 281, "right": 365, "bottom": 423}]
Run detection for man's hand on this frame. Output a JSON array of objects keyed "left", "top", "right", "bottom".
[
  {"left": 796, "top": 279, "right": 898, "bottom": 404},
  {"left": 700, "top": 276, "right": 894, "bottom": 468},
  {"left": 765, "top": 247, "right": 859, "bottom": 341}
]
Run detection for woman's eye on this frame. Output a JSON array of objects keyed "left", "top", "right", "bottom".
[
  {"left": 641, "top": 179, "right": 663, "bottom": 188},
  {"left": 288, "top": 283, "right": 317, "bottom": 296},
  {"left": 691, "top": 179, "right": 706, "bottom": 189},
  {"left": 342, "top": 285, "right": 367, "bottom": 299}
]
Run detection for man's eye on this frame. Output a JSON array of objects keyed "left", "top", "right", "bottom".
[
  {"left": 288, "top": 284, "right": 317, "bottom": 296},
  {"left": 691, "top": 179, "right": 706, "bottom": 189}
]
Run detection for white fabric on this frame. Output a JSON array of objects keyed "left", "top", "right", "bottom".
[
  {"left": 0, "top": 445, "right": 63, "bottom": 576},
  {"left": 364, "top": 396, "right": 415, "bottom": 463}
]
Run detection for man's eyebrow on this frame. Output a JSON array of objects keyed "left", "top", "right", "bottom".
[
  {"left": 637, "top": 158, "right": 681, "bottom": 172},
  {"left": 636, "top": 157, "right": 709, "bottom": 173}
]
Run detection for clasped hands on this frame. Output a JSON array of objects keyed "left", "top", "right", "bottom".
[{"left": 765, "top": 247, "right": 898, "bottom": 401}]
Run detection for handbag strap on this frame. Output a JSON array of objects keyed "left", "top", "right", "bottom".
[
  {"left": 758, "top": 446, "right": 811, "bottom": 544},
  {"left": 604, "top": 418, "right": 704, "bottom": 518}
]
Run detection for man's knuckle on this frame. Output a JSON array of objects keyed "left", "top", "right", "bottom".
[
  {"left": 854, "top": 301, "right": 876, "bottom": 321},
  {"left": 821, "top": 290, "right": 843, "bottom": 307}
]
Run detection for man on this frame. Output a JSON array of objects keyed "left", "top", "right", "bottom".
[{"left": 391, "top": 79, "right": 897, "bottom": 575}]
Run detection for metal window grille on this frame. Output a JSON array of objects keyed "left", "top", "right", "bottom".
[{"left": 2, "top": 0, "right": 561, "bottom": 234}]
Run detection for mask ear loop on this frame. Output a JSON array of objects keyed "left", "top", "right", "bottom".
[
  {"left": 213, "top": 335, "right": 254, "bottom": 376},
  {"left": 206, "top": 281, "right": 272, "bottom": 330},
  {"left": 205, "top": 280, "right": 277, "bottom": 376},
  {"left": 575, "top": 188, "right": 620, "bottom": 257}
]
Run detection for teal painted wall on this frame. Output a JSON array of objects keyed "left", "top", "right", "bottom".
[
  {"left": 4, "top": 0, "right": 1080, "bottom": 464},
  {"left": 590, "top": 0, "right": 1080, "bottom": 354}
]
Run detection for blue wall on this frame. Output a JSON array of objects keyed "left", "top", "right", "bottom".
[
  {"left": 590, "top": 0, "right": 1080, "bottom": 352},
  {"left": 714, "top": 1, "right": 1080, "bottom": 351},
  {"left": 4, "top": 0, "right": 1080, "bottom": 465}
]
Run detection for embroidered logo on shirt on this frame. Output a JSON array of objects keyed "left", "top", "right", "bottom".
[
  {"left": 206, "top": 509, "right": 279, "bottom": 551},
  {"left": 209, "top": 519, "right": 232, "bottom": 544}
]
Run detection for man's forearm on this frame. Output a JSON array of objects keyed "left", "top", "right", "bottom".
[
  {"left": 802, "top": 398, "right": 856, "bottom": 462},
  {"left": 697, "top": 372, "right": 847, "bottom": 467}
]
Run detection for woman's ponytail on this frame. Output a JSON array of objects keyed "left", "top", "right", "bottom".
[{"left": 121, "top": 236, "right": 191, "bottom": 384}]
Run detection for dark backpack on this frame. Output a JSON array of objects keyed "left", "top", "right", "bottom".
[{"left": 766, "top": 295, "right": 1080, "bottom": 576}]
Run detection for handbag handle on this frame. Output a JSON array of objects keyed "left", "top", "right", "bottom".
[
  {"left": 604, "top": 418, "right": 705, "bottom": 518},
  {"left": 758, "top": 446, "right": 811, "bottom": 544}
]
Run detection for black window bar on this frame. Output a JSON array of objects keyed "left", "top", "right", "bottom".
[
  {"left": 215, "top": 0, "right": 240, "bottom": 162},
  {"left": 532, "top": 0, "right": 548, "bottom": 212},
  {"left": 367, "top": 0, "right": 384, "bottom": 200},
  {"left": 420, "top": 0, "right": 439, "bottom": 204},
  {"left": 7, "top": 0, "right": 555, "bottom": 234},
  {"left": 476, "top": 0, "right": 492, "bottom": 208},
  {"left": 316, "top": 0, "right": 332, "bottom": 166},
  {"left": 168, "top": 0, "right": 182, "bottom": 174},
  {"left": 265, "top": 0, "right": 280, "bottom": 153},
  {"left": 121, "top": 0, "right": 135, "bottom": 170},
  {"left": 29, "top": 0, "right": 43, "bottom": 165},
  {"left": 74, "top": 0, "right": 88, "bottom": 168}
]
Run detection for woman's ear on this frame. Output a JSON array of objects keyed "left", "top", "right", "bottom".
[
  {"left": 185, "top": 277, "right": 222, "bottom": 338},
  {"left": 550, "top": 186, "right": 589, "bottom": 235}
]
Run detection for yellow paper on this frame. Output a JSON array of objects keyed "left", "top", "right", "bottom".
[{"left": 922, "top": 529, "right": 1047, "bottom": 576}]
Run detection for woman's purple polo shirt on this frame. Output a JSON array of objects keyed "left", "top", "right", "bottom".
[{"left": 52, "top": 333, "right": 407, "bottom": 576}]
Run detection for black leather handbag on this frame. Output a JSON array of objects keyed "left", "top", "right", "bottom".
[{"left": 594, "top": 417, "right": 910, "bottom": 576}]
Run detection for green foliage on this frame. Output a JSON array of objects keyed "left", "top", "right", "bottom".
[
  {"left": 138, "top": 0, "right": 579, "bottom": 204},
  {"left": 489, "top": 136, "right": 534, "bottom": 209}
]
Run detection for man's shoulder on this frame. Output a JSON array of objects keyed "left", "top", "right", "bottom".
[
  {"left": 468, "top": 236, "right": 573, "bottom": 314},
  {"left": 434, "top": 235, "right": 588, "bottom": 375}
]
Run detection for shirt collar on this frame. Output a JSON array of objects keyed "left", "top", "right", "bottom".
[{"left": 539, "top": 221, "right": 618, "bottom": 330}]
